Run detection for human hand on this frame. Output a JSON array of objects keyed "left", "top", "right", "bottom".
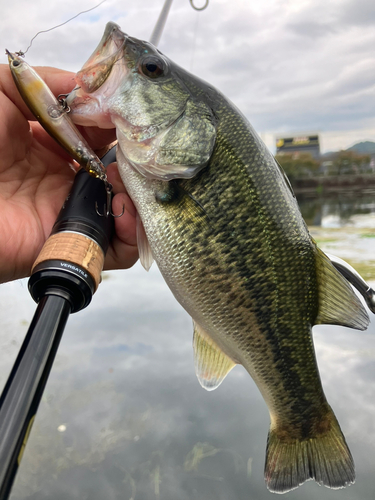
[{"left": 0, "top": 63, "right": 138, "bottom": 284}]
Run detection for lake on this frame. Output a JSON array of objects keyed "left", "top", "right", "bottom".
[{"left": 1, "top": 194, "right": 374, "bottom": 500}]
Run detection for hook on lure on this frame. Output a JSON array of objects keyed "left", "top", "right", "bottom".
[{"left": 95, "top": 182, "right": 125, "bottom": 219}]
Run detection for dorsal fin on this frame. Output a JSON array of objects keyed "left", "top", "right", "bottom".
[
  {"left": 193, "top": 321, "right": 236, "bottom": 391},
  {"left": 314, "top": 247, "right": 369, "bottom": 330}
]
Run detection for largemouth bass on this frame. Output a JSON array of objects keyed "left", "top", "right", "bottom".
[{"left": 67, "top": 23, "right": 369, "bottom": 493}]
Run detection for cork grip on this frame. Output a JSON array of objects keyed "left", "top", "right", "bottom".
[{"left": 32, "top": 232, "right": 104, "bottom": 291}]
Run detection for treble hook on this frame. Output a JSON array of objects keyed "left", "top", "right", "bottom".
[
  {"left": 95, "top": 202, "right": 125, "bottom": 218},
  {"left": 189, "top": 0, "right": 209, "bottom": 11},
  {"left": 95, "top": 182, "right": 125, "bottom": 218}
]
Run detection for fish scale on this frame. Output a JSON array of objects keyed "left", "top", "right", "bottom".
[{"left": 67, "top": 22, "right": 368, "bottom": 493}]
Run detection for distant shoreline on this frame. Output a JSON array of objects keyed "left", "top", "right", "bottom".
[{"left": 292, "top": 174, "right": 375, "bottom": 198}]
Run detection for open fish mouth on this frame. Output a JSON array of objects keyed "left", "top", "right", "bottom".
[
  {"left": 66, "top": 22, "right": 128, "bottom": 127},
  {"left": 75, "top": 22, "right": 127, "bottom": 94}
]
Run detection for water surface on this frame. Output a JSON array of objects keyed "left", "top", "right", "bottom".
[{"left": 0, "top": 197, "right": 374, "bottom": 500}]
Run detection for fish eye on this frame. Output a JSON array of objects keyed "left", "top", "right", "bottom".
[
  {"left": 140, "top": 56, "right": 165, "bottom": 79},
  {"left": 12, "top": 60, "right": 21, "bottom": 67}
]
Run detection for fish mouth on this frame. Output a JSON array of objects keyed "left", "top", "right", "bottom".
[
  {"left": 74, "top": 22, "right": 127, "bottom": 94},
  {"left": 66, "top": 23, "right": 163, "bottom": 128},
  {"left": 80, "top": 22, "right": 126, "bottom": 68},
  {"left": 66, "top": 22, "right": 129, "bottom": 126}
]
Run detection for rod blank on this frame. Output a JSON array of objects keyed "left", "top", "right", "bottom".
[{"left": 0, "top": 295, "right": 71, "bottom": 500}]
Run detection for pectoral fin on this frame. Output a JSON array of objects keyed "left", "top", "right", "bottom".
[
  {"left": 136, "top": 213, "right": 154, "bottom": 271},
  {"left": 193, "top": 321, "right": 236, "bottom": 391},
  {"left": 314, "top": 247, "right": 369, "bottom": 330}
]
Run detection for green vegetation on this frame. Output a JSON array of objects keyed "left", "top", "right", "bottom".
[
  {"left": 308, "top": 226, "right": 375, "bottom": 281},
  {"left": 345, "top": 260, "right": 375, "bottom": 281},
  {"left": 330, "top": 151, "right": 371, "bottom": 176},
  {"left": 276, "top": 149, "right": 373, "bottom": 180},
  {"left": 275, "top": 153, "right": 320, "bottom": 180}
]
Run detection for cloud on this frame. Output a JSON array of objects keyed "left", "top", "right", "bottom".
[
  {"left": 339, "top": 0, "right": 375, "bottom": 27},
  {"left": 0, "top": 0, "right": 374, "bottom": 152},
  {"left": 287, "top": 21, "right": 337, "bottom": 39}
]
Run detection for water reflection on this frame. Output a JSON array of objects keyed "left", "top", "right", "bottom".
[
  {"left": 299, "top": 193, "right": 375, "bottom": 228},
  {"left": 0, "top": 203, "right": 374, "bottom": 499}
]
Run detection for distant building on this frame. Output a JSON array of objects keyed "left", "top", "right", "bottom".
[{"left": 276, "top": 134, "right": 320, "bottom": 159}]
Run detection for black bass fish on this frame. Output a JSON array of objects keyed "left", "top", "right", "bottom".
[{"left": 67, "top": 22, "right": 369, "bottom": 493}]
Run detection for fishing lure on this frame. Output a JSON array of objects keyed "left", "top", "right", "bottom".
[{"left": 6, "top": 50, "right": 108, "bottom": 183}]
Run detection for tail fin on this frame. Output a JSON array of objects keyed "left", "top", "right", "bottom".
[{"left": 265, "top": 412, "right": 355, "bottom": 494}]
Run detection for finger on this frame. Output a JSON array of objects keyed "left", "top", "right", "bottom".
[
  {"left": 0, "top": 64, "right": 76, "bottom": 122},
  {"left": 113, "top": 192, "right": 137, "bottom": 241},
  {"left": 23, "top": 67, "right": 117, "bottom": 149},
  {"left": 30, "top": 121, "right": 79, "bottom": 165},
  {"left": 106, "top": 162, "right": 127, "bottom": 194},
  {"left": 33, "top": 66, "right": 76, "bottom": 96},
  {"left": 104, "top": 192, "right": 138, "bottom": 270},
  {"left": 0, "top": 89, "right": 31, "bottom": 170},
  {"left": 1, "top": 64, "right": 116, "bottom": 150}
]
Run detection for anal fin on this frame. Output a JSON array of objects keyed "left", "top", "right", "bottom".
[{"left": 193, "top": 321, "right": 236, "bottom": 391}]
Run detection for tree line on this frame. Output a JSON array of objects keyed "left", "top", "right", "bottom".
[{"left": 275, "top": 151, "right": 372, "bottom": 181}]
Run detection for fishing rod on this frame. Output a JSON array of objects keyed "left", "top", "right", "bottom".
[
  {"left": 0, "top": 147, "right": 116, "bottom": 500},
  {"left": 150, "top": 0, "right": 209, "bottom": 46}
]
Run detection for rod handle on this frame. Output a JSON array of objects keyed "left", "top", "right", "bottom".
[
  {"left": 28, "top": 168, "right": 114, "bottom": 312},
  {"left": 32, "top": 232, "right": 104, "bottom": 291}
]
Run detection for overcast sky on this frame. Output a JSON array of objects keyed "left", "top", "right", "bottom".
[{"left": 1, "top": 0, "right": 374, "bottom": 153}]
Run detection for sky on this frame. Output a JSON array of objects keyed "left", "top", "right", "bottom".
[{"left": 0, "top": 0, "right": 374, "bottom": 153}]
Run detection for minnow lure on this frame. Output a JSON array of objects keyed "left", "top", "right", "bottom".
[{"left": 6, "top": 50, "right": 107, "bottom": 182}]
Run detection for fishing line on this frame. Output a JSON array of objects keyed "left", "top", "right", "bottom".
[
  {"left": 189, "top": 10, "right": 200, "bottom": 72},
  {"left": 17, "top": 0, "right": 107, "bottom": 57},
  {"left": 189, "top": 0, "right": 209, "bottom": 71}
]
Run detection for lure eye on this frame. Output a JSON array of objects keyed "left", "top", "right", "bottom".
[{"left": 140, "top": 56, "right": 165, "bottom": 79}]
